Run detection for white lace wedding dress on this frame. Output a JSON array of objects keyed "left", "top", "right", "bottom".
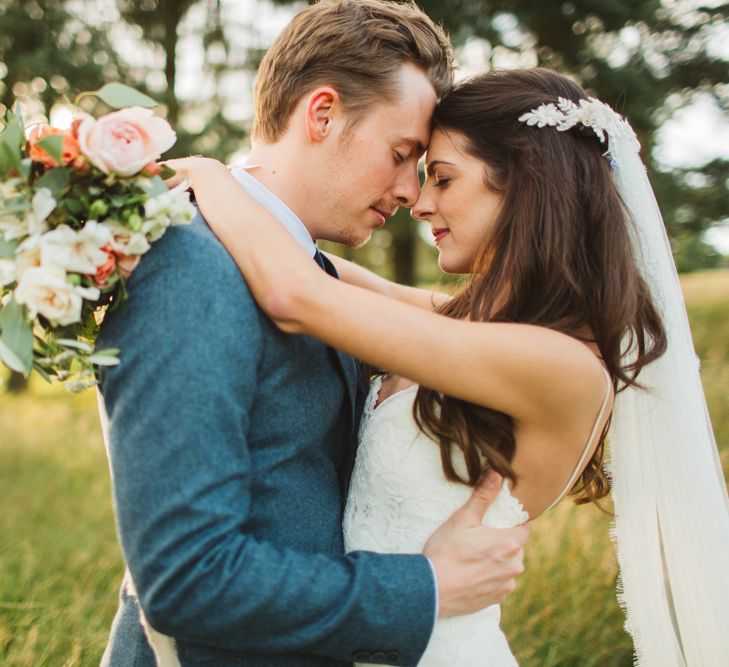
[{"left": 343, "top": 377, "right": 528, "bottom": 667}]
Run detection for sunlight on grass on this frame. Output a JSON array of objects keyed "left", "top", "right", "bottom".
[{"left": 1, "top": 269, "right": 727, "bottom": 665}]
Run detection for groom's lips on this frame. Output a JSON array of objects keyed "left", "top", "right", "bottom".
[{"left": 369, "top": 206, "right": 392, "bottom": 227}]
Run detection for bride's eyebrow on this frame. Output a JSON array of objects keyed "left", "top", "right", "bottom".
[{"left": 424, "top": 159, "right": 455, "bottom": 175}]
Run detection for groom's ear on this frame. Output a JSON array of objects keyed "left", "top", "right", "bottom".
[{"left": 304, "top": 87, "right": 340, "bottom": 143}]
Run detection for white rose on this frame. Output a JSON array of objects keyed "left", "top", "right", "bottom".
[
  {"left": 77, "top": 107, "right": 176, "bottom": 177},
  {"left": 100, "top": 219, "right": 150, "bottom": 256},
  {"left": 0, "top": 258, "right": 16, "bottom": 286},
  {"left": 15, "top": 235, "right": 42, "bottom": 280},
  {"left": 14, "top": 267, "right": 100, "bottom": 326},
  {"left": 142, "top": 182, "right": 196, "bottom": 241},
  {"left": 39, "top": 221, "right": 112, "bottom": 274},
  {"left": 24, "top": 188, "right": 57, "bottom": 236},
  {"left": 0, "top": 212, "right": 27, "bottom": 241}
]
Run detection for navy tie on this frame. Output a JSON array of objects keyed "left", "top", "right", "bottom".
[{"left": 313, "top": 248, "right": 327, "bottom": 270}]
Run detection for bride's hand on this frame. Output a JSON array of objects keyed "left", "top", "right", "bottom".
[{"left": 162, "top": 157, "right": 229, "bottom": 190}]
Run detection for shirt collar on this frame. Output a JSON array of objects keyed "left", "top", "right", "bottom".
[{"left": 229, "top": 166, "right": 317, "bottom": 258}]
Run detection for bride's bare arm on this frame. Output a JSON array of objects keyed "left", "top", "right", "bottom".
[
  {"left": 166, "top": 157, "right": 606, "bottom": 427},
  {"left": 324, "top": 253, "right": 451, "bottom": 310}
]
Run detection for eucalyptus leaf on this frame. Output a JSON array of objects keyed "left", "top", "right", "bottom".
[
  {"left": 56, "top": 338, "right": 94, "bottom": 352},
  {"left": 35, "top": 167, "right": 70, "bottom": 197},
  {"left": 36, "top": 134, "right": 64, "bottom": 166},
  {"left": 0, "top": 238, "right": 19, "bottom": 259},
  {"left": 90, "top": 83, "right": 157, "bottom": 109},
  {"left": 139, "top": 175, "right": 168, "bottom": 197},
  {"left": 92, "top": 347, "right": 120, "bottom": 357},
  {"left": 87, "top": 354, "right": 121, "bottom": 367},
  {"left": 19, "top": 157, "right": 32, "bottom": 182},
  {"left": 0, "top": 339, "right": 26, "bottom": 374},
  {"left": 13, "top": 102, "right": 24, "bottom": 133},
  {"left": 0, "top": 138, "right": 21, "bottom": 176},
  {"left": 0, "top": 300, "right": 33, "bottom": 375},
  {"left": 32, "top": 361, "right": 52, "bottom": 383},
  {"left": 1, "top": 110, "right": 24, "bottom": 152}
]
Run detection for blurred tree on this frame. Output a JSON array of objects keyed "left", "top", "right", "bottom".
[
  {"left": 276, "top": 0, "right": 728, "bottom": 277},
  {"left": 0, "top": 0, "right": 126, "bottom": 115},
  {"left": 114, "top": 0, "right": 255, "bottom": 160}
]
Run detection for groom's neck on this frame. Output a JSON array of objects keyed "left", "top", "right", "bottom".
[{"left": 243, "top": 141, "right": 318, "bottom": 239}]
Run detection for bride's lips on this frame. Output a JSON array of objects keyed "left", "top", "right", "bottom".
[{"left": 432, "top": 228, "right": 450, "bottom": 245}]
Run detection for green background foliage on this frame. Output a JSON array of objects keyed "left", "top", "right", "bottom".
[{"left": 1, "top": 270, "right": 728, "bottom": 666}]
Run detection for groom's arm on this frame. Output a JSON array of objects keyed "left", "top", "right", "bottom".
[{"left": 98, "top": 217, "right": 436, "bottom": 665}]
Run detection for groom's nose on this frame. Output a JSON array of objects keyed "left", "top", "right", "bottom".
[{"left": 393, "top": 165, "right": 421, "bottom": 208}]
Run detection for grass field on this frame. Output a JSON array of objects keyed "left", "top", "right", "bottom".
[{"left": 1, "top": 269, "right": 727, "bottom": 666}]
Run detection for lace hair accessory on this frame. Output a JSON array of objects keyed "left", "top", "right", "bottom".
[{"left": 520, "top": 98, "right": 729, "bottom": 666}]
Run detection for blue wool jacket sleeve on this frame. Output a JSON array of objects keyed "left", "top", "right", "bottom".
[{"left": 97, "top": 217, "right": 436, "bottom": 665}]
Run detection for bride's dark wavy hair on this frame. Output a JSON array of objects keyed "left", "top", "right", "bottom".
[{"left": 413, "top": 68, "right": 667, "bottom": 505}]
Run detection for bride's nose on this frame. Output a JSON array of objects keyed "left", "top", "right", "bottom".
[{"left": 411, "top": 189, "right": 435, "bottom": 221}]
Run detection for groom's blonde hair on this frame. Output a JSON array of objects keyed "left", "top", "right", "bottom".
[{"left": 251, "top": 0, "right": 454, "bottom": 142}]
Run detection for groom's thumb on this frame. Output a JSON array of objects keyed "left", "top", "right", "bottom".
[{"left": 458, "top": 470, "right": 503, "bottom": 526}]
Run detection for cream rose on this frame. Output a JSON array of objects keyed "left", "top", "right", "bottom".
[
  {"left": 39, "top": 221, "right": 113, "bottom": 274},
  {"left": 100, "top": 219, "right": 151, "bottom": 256},
  {"left": 0, "top": 188, "right": 56, "bottom": 241},
  {"left": 77, "top": 107, "right": 176, "bottom": 177},
  {"left": 25, "top": 188, "right": 57, "bottom": 237},
  {"left": 14, "top": 267, "right": 100, "bottom": 326}
]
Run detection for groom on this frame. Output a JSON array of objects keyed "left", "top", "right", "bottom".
[{"left": 98, "top": 1, "right": 529, "bottom": 665}]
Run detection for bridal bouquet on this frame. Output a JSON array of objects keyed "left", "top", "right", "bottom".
[{"left": 0, "top": 84, "right": 195, "bottom": 391}]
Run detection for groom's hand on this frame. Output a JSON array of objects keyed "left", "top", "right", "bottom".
[{"left": 423, "top": 470, "right": 530, "bottom": 618}]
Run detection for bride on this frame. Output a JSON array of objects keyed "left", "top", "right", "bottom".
[{"left": 167, "top": 68, "right": 729, "bottom": 666}]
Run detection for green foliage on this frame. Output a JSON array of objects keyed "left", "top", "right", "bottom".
[
  {"left": 0, "top": 238, "right": 18, "bottom": 259},
  {"left": 35, "top": 134, "right": 64, "bottom": 165},
  {"left": 81, "top": 83, "right": 157, "bottom": 110},
  {"left": 34, "top": 166, "right": 70, "bottom": 198},
  {"left": 0, "top": 301, "right": 33, "bottom": 375},
  {"left": 0, "top": 109, "right": 24, "bottom": 177}
]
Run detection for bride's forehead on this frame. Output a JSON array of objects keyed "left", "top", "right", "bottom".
[{"left": 424, "top": 130, "right": 468, "bottom": 164}]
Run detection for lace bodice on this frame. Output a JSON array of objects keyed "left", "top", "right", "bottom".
[{"left": 343, "top": 377, "right": 527, "bottom": 666}]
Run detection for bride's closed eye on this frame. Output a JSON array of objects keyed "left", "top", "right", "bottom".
[{"left": 433, "top": 175, "right": 451, "bottom": 188}]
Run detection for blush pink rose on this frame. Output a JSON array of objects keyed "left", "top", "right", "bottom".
[
  {"left": 77, "top": 107, "right": 176, "bottom": 177},
  {"left": 117, "top": 253, "right": 141, "bottom": 279}
]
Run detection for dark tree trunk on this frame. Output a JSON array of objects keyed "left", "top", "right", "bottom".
[
  {"left": 389, "top": 209, "right": 418, "bottom": 286},
  {"left": 161, "top": 0, "right": 184, "bottom": 127},
  {"left": 6, "top": 371, "right": 28, "bottom": 393}
]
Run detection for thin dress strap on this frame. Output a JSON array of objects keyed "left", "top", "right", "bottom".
[{"left": 544, "top": 368, "right": 614, "bottom": 513}]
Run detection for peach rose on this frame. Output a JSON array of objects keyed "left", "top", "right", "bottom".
[
  {"left": 77, "top": 107, "right": 176, "bottom": 177},
  {"left": 94, "top": 244, "right": 117, "bottom": 288},
  {"left": 27, "top": 124, "right": 80, "bottom": 168}
]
